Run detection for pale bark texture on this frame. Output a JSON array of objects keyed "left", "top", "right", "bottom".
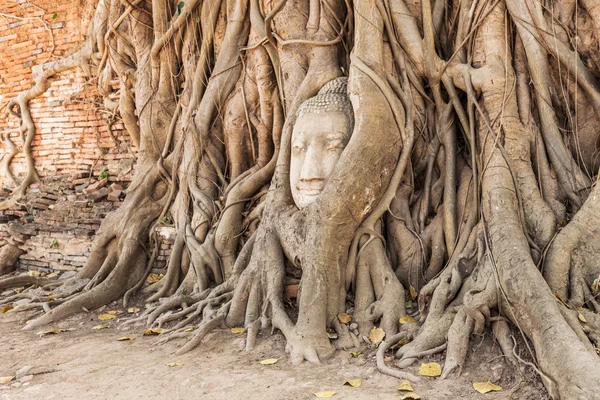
[{"left": 2, "top": 0, "right": 600, "bottom": 398}]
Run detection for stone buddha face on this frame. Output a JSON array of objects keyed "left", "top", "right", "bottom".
[{"left": 290, "top": 78, "right": 354, "bottom": 208}]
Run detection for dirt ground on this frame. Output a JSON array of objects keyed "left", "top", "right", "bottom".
[{"left": 1, "top": 300, "right": 548, "bottom": 400}]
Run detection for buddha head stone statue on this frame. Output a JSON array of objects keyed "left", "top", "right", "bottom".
[{"left": 290, "top": 77, "right": 354, "bottom": 208}]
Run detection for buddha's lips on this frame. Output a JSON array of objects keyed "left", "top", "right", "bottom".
[
  {"left": 296, "top": 185, "right": 324, "bottom": 196},
  {"left": 299, "top": 189, "right": 322, "bottom": 197}
]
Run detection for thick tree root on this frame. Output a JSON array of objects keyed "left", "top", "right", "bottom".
[{"left": 4, "top": 1, "right": 600, "bottom": 398}]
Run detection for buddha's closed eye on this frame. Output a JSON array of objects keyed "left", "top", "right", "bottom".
[
  {"left": 326, "top": 139, "right": 345, "bottom": 150},
  {"left": 292, "top": 141, "right": 305, "bottom": 152}
]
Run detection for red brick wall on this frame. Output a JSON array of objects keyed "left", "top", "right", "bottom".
[
  {"left": 0, "top": 0, "right": 175, "bottom": 276},
  {"left": 0, "top": 0, "right": 136, "bottom": 186}
]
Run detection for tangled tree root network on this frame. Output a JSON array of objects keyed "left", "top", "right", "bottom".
[{"left": 2, "top": 0, "right": 600, "bottom": 398}]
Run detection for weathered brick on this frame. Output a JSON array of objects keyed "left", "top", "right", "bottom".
[{"left": 0, "top": 0, "right": 152, "bottom": 274}]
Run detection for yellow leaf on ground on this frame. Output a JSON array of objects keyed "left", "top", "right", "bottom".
[
  {"left": 343, "top": 379, "right": 362, "bottom": 387},
  {"left": 38, "top": 329, "right": 69, "bottom": 337},
  {"left": 231, "top": 327, "right": 244, "bottom": 334},
  {"left": 314, "top": 390, "right": 336, "bottom": 398},
  {"left": 127, "top": 307, "right": 140, "bottom": 313},
  {"left": 368, "top": 327, "right": 386, "bottom": 346},
  {"left": 98, "top": 314, "right": 116, "bottom": 321},
  {"left": 409, "top": 285, "right": 418, "bottom": 299},
  {"left": 0, "top": 376, "right": 14, "bottom": 385},
  {"left": 400, "top": 393, "right": 421, "bottom": 399},
  {"left": 397, "top": 380, "right": 414, "bottom": 391},
  {"left": 116, "top": 336, "right": 135, "bottom": 341},
  {"left": 92, "top": 324, "right": 109, "bottom": 330},
  {"left": 26, "top": 270, "right": 41, "bottom": 277},
  {"left": 1, "top": 305, "right": 13, "bottom": 313},
  {"left": 143, "top": 328, "right": 165, "bottom": 336},
  {"left": 419, "top": 362, "right": 442, "bottom": 377},
  {"left": 147, "top": 273, "right": 164, "bottom": 283},
  {"left": 46, "top": 271, "right": 61, "bottom": 278},
  {"left": 350, "top": 351, "right": 361, "bottom": 357},
  {"left": 106, "top": 310, "right": 118, "bottom": 315},
  {"left": 394, "top": 338, "right": 411, "bottom": 348},
  {"left": 167, "top": 362, "right": 184, "bottom": 367},
  {"left": 184, "top": 328, "right": 195, "bottom": 333},
  {"left": 473, "top": 381, "right": 502, "bottom": 394},
  {"left": 337, "top": 313, "right": 352, "bottom": 324},
  {"left": 578, "top": 313, "right": 587, "bottom": 323},
  {"left": 399, "top": 316, "right": 418, "bottom": 324},
  {"left": 259, "top": 358, "right": 279, "bottom": 365}
]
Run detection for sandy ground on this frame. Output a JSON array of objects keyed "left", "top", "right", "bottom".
[{"left": 0, "top": 302, "right": 548, "bottom": 400}]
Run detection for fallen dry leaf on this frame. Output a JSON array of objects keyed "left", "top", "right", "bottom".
[
  {"left": 38, "top": 328, "right": 70, "bottom": 337},
  {"left": 397, "top": 380, "right": 414, "bottom": 392},
  {"left": 106, "top": 310, "right": 118, "bottom": 315},
  {"left": 578, "top": 313, "right": 587, "bottom": 323},
  {"left": 473, "top": 381, "right": 502, "bottom": 394},
  {"left": 116, "top": 336, "right": 135, "bottom": 341},
  {"left": 26, "top": 270, "right": 41, "bottom": 277},
  {"left": 92, "top": 324, "right": 109, "bottom": 330},
  {"left": 46, "top": 271, "right": 61, "bottom": 278},
  {"left": 350, "top": 351, "right": 362, "bottom": 358},
  {"left": 167, "top": 362, "right": 184, "bottom": 367},
  {"left": 399, "top": 316, "right": 418, "bottom": 324},
  {"left": 1, "top": 305, "right": 13, "bottom": 313},
  {"left": 419, "top": 362, "right": 442, "bottom": 377},
  {"left": 259, "top": 358, "right": 279, "bottom": 365},
  {"left": 399, "top": 393, "right": 421, "bottom": 399},
  {"left": 98, "top": 313, "right": 117, "bottom": 321},
  {"left": 127, "top": 307, "right": 140, "bottom": 313},
  {"left": 143, "top": 328, "right": 165, "bottom": 336},
  {"left": 337, "top": 313, "right": 352, "bottom": 324},
  {"left": 409, "top": 285, "right": 418, "bottom": 299},
  {"left": 314, "top": 390, "right": 336, "bottom": 398},
  {"left": 147, "top": 273, "right": 164, "bottom": 283},
  {"left": 368, "top": 326, "right": 385, "bottom": 346},
  {"left": 394, "top": 338, "right": 412, "bottom": 348},
  {"left": 344, "top": 379, "right": 362, "bottom": 388},
  {"left": 231, "top": 327, "right": 244, "bottom": 334},
  {"left": 0, "top": 376, "right": 14, "bottom": 385},
  {"left": 184, "top": 328, "right": 195, "bottom": 333}
]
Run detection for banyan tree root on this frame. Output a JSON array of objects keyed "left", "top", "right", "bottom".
[
  {"left": 0, "top": 244, "right": 24, "bottom": 277},
  {"left": 1, "top": 0, "right": 600, "bottom": 398}
]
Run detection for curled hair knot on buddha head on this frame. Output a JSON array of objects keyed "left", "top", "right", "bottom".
[{"left": 296, "top": 77, "right": 354, "bottom": 129}]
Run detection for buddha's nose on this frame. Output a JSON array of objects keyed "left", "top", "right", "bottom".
[{"left": 299, "top": 146, "right": 324, "bottom": 182}]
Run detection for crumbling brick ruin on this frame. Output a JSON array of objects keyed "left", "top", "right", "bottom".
[{"left": 0, "top": 0, "right": 173, "bottom": 276}]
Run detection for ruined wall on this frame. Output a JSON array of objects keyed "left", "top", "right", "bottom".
[
  {"left": 0, "top": 0, "right": 136, "bottom": 184},
  {"left": 0, "top": 0, "right": 173, "bottom": 275}
]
